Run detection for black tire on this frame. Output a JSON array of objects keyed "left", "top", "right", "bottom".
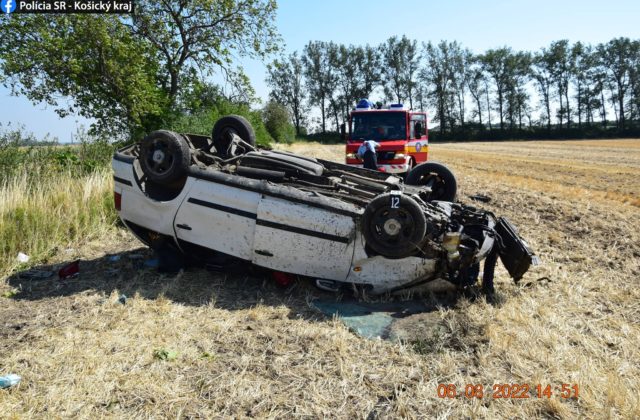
[
  {"left": 139, "top": 130, "right": 190, "bottom": 184},
  {"left": 405, "top": 161, "right": 457, "bottom": 202},
  {"left": 212, "top": 115, "right": 256, "bottom": 155},
  {"left": 361, "top": 193, "right": 427, "bottom": 259}
]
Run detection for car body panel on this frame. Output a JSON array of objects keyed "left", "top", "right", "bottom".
[
  {"left": 174, "top": 179, "right": 261, "bottom": 260},
  {"left": 346, "top": 231, "right": 438, "bottom": 293},
  {"left": 113, "top": 159, "right": 192, "bottom": 237},
  {"left": 252, "top": 196, "right": 356, "bottom": 280}
]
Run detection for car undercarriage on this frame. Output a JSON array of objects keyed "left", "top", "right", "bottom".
[{"left": 112, "top": 115, "right": 538, "bottom": 294}]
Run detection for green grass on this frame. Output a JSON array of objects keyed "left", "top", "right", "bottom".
[{"left": 0, "top": 127, "right": 118, "bottom": 276}]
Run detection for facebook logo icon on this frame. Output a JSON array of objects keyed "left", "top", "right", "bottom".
[{"left": 2, "top": 0, "right": 16, "bottom": 14}]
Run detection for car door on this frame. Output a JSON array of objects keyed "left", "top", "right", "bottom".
[
  {"left": 252, "top": 195, "right": 356, "bottom": 281},
  {"left": 173, "top": 178, "right": 260, "bottom": 260}
]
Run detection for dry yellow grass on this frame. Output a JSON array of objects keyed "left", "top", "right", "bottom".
[
  {"left": 0, "top": 169, "right": 116, "bottom": 276},
  {"left": 1, "top": 139, "right": 640, "bottom": 418}
]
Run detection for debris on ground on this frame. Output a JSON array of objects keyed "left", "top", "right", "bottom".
[
  {"left": 153, "top": 349, "right": 178, "bottom": 361},
  {"left": 272, "top": 271, "right": 294, "bottom": 287},
  {"left": 58, "top": 260, "right": 80, "bottom": 279},
  {"left": 118, "top": 294, "right": 127, "bottom": 305},
  {"left": 0, "top": 374, "right": 21, "bottom": 389},
  {"left": 312, "top": 300, "right": 445, "bottom": 340},
  {"left": 469, "top": 194, "right": 492, "bottom": 203},
  {"left": 16, "top": 252, "right": 29, "bottom": 263},
  {"left": 107, "top": 255, "right": 121, "bottom": 262}
]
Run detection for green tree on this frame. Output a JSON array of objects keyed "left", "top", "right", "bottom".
[
  {"left": 504, "top": 51, "right": 531, "bottom": 129},
  {"left": 381, "top": 36, "right": 420, "bottom": 108},
  {"left": 629, "top": 40, "right": 640, "bottom": 123},
  {"left": 531, "top": 47, "right": 556, "bottom": 131},
  {"left": 329, "top": 44, "right": 381, "bottom": 131},
  {"left": 598, "top": 37, "right": 637, "bottom": 130},
  {"left": 421, "top": 41, "right": 455, "bottom": 134},
  {"left": 479, "top": 48, "right": 512, "bottom": 130},
  {"left": 546, "top": 40, "right": 573, "bottom": 128},
  {"left": 129, "top": 0, "right": 279, "bottom": 104},
  {"left": 302, "top": 41, "right": 338, "bottom": 133},
  {"left": 0, "top": 15, "right": 164, "bottom": 137},
  {"left": 0, "top": 0, "right": 280, "bottom": 138},
  {"left": 449, "top": 43, "right": 473, "bottom": 128},
  {"left": 479, "top": 48, "right": 529, "bottom": 131},
  {"left": 361, "top": 45, "right": 382, "bottom": 100},
  {"left": 266, "top": 52, "right": 308, "bottom": 135},
  {"left": 467, "top": 59, "right": 488, "bottom": 127},
  {"left": 581, "top": 50, "right": 608, "bottom": 126},
  {"left": 262, "top": 100, "right": 295, "bottom": 143}
]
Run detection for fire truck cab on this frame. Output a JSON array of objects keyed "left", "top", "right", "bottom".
[{"left": 344, "top": 99, "right": 428, "bottom": 174}]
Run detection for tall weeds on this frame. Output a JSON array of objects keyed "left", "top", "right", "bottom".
[
  {"left": 0, "top": 169, "right": 117, "bottom": 275},
  {"left": 0, "top": 126, "right": 118, "bottom": 275}
]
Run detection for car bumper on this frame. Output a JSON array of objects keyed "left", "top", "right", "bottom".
[{"left": 346, "top": 162, "right": 411, "bottom": 174}]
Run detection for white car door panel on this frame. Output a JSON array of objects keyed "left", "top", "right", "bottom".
[
  {"left": 174, "top": 179, "right": 260, "bottom": 260},
  {"left": 119, "top": 172, "right": 195, "bottom": 237},
  {"left": 252, "top": 196, "right": 356, "bottom": 281}
]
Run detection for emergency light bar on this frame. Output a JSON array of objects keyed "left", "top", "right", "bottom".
[{"left": 356, "top": 99, "right": 374, "bottom": 109}]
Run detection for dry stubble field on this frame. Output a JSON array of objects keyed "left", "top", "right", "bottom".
[{"left": 1, "top": 139, "right": 639, "bottom": 418}]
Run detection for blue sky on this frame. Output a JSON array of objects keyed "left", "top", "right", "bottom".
[{"left": 2, "top": 0, "right": 639, "bottom": 140}]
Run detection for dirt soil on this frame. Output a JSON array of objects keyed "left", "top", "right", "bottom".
[{"left": 1, "top": 139, "right": 639, "bottom": 418}]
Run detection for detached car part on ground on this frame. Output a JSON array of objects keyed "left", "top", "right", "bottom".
[{"left": 112, "top": 115, "right": 538, "bottom": 294}]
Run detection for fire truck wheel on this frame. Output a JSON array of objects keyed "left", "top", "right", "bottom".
[
  {"left": 405, "top": 161, "right": 457, "bottom": 202},
  {"left": 361, "top": 193, "right": 427, "bottom": 259},
  {"left": 139, "top": 130, "right": 191, "bottom": 184},
  {"left": 212, "top": 115, "right": 256, "bottom": 156}
]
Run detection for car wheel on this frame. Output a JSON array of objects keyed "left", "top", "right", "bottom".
[
  {"left": 405, "top": 161, "right": 457, "bottom": 202},
  {"left": 361, "top": 193, "right": 427, "bottom": 259},
  {"left": 139, "top": 130, "right": 191, "bottom": 184},
  {"left": 212, "top": 115, "right": 256, "bottom": 156}
]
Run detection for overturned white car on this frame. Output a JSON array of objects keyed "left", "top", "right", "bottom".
[{"left": 112, "top": 115, "right": 537, "bottom": 294}]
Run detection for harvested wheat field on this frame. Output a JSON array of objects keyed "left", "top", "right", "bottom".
[{"left": 2, "top": 139, "right": 640, "bottom": 419}]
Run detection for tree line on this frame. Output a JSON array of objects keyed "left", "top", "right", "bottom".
[
  {"left": 267, "top": 37, "right": 640, "bottom": 140},
  {"left": 2, "top": 2, "right": 639, "bottom": 143}
]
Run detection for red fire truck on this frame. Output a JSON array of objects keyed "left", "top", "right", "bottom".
[
  {"left": 342, "top": 99, "right": 457, "bottom": 201},
  {"left": 344, "top": 99, "right": 428, "bottom": 174}
]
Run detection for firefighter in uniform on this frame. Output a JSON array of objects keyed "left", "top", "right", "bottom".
[{"left": 357, "top": 140, "right": 380, "bottom": 170}]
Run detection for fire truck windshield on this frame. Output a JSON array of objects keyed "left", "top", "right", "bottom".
[{"left": 350, "top": 112, "right": 406, "bottom": 141}]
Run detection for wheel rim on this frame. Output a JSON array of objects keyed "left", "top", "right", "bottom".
[
  {"left": 370, "top": 207, "right": 417, "bottom": 249},
  {"left": 144, "top": 138, "right": 175, "bottom": 176}
]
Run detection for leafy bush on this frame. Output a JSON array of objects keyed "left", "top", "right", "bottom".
[
  {"left": 262, "top": 101, "right": 295, "bottom": 144},
  {"left": 169, "top": 96, "right": 273, "bottom": 147}
]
